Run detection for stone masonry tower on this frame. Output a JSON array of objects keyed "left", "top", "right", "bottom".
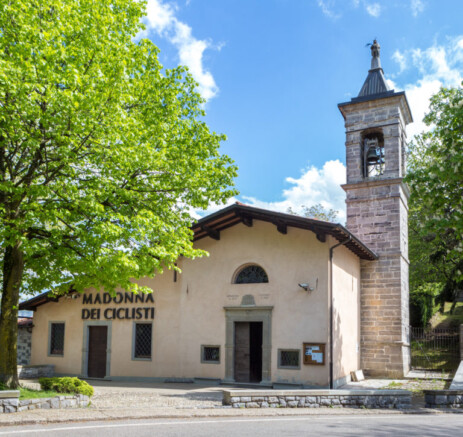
[{"left": 338, "top": 41, "right": 413, "bottom": 377}]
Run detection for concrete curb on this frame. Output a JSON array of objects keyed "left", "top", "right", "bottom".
[{"left": 1, "top": 406, "right": 463, "bottom": 427}]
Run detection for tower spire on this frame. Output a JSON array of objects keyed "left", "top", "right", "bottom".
[{"left": 357, "top": 39, "right": 391, "bottom": 98}]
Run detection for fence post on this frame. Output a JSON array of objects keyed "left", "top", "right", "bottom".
[{"left": 460, "top": 324, "right": 463, "bottom": 361}]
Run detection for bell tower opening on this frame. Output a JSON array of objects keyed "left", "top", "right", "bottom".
[{"left": 362, "top": 131, "right": 384, "bottom": 178}]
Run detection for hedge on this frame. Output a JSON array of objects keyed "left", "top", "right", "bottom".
[{"left": 38, "top": 377, "right": 94, "bottom": 397}]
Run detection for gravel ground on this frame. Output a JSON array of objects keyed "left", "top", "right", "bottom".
[
  {"left": 19, "top": 377, "right": 449, "bottom": 411},
  {"left": 87, "top": 382, "right": 224, "bottom": 410}
]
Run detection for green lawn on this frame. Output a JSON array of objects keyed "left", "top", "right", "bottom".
[
  {"left": 431, "top": 301, "right": 463, "bottom": 329},
  {"left": 0, "top": 383, "right": 59, "bottom": 400},
  {"left": 19, "top": 387, "right": 60, "bottom": 400}
]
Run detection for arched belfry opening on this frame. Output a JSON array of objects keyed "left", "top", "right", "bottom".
[{"left": 362, "top": 131, "right": 384, "bottom": 178}]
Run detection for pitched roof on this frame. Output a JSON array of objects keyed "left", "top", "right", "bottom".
[
  {"left": 357, "top": 67, "right": 392, "bottom": 98},
  {"left": 20, "top": 204, "right": 377, "bottom": 311},
  {"left": 192, "top": 203, "right": 377, "bottom": 261}
]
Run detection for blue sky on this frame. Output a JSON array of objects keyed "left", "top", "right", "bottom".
[{"left": 141, "top": 0, "right": 463, "bottom": 222}]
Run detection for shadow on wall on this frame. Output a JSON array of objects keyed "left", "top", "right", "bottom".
[{"left": 332, "top": 251, "right": 360, "bottom": 387}]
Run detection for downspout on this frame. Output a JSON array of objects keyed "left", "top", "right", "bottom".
[{"left": 329, "top": 234, "right": 352, "bottom": 389}]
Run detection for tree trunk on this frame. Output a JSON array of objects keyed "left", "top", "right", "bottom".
[{"left": 0, "top": 242, "right": 24, "bottom": 388}]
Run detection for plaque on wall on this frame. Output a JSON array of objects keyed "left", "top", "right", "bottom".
[{"left": 303, "top": 343, "right": 325, "bottom": 365}]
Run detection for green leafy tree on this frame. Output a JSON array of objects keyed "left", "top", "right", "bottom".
[
  {"left": 406, "top": 84, "right": 463, "bottom": 323},
  {"left": 0, "top": 0, "right": 237, "bottom": 387},
  {"left": 287, "top": 203, "right": 339, "bottom": 222}
]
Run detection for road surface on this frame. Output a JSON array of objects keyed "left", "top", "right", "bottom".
[{"left": 1, "top": 414, "right": 463, "bottom": 436}]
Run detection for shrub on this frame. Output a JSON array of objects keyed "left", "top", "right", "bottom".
[
  {"left": 410, "top": 283, "right": 442, "bottom": 327},
  {"left": 39, "top": 377, "right": 94, "bottom": 397}
]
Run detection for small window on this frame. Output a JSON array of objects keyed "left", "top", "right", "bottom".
[
  {"left": 201, "top": 345, "right": 220, "bottom": 364},
  {"left": 278, "top": 349, "right": 300, "bottom": 369},
  {"left": 134, "top": 323, "right": 152, "bottom": 360},
  {"left": 49, "top": 323, "right": 65, "bottom": 356},
  {"left": 234, "top": 265, "right": 268, "bottom": 284}
]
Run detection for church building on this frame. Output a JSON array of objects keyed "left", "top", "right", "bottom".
[{"left": 20, "top": 40, "right": 412, "bottom": 387}]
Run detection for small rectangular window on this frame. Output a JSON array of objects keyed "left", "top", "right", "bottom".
[
  {"left": 278, "top": 349, "right": 300, "bottom": 369},
  {"left": 134, "top": 323, "right": 152, "bottom": 359},
  {"left": 201, "top": 345, "right": 220, "bottom": 364},
  {"left": 49, "top": 323, "right": 65, "bottom": 356}
]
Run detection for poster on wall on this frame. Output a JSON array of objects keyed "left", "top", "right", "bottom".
[{"left": 303, "top": 343, "right": 325, "bottom": 365}]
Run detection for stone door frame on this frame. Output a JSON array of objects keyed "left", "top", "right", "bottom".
[
  {"left": 81, "top": 320, "right": 112, "bottom": 379},
  {"left": 223, "top": 306, "right": 273, "bottom": 386}
]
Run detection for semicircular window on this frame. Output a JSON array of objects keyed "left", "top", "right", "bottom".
[{"left": 234, "top": 265, "right": 269, "bottom": 284}]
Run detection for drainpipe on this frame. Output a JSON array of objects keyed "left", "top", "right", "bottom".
[{"left": 329, "top": 234, "right": 352, "bottom": 389}]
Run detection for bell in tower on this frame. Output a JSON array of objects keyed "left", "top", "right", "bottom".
[{"left": 338, "top": 41, "right": 413, "bottom": 378}]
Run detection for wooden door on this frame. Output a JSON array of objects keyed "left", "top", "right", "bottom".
[
  {"left": 88, "top": 326, "right": 107, "bottom": 378},
  {"left": 234, "top": 322, "right": 250, "bottom": 382}
]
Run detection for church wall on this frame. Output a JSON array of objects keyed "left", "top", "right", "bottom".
[{"left": 29, "top": 220, "right": 360, "bottom": 386}]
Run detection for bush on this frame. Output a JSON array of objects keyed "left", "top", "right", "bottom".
[
  {"left": 38, "top": 377, "right": 94, "bottom": 397},
  {"left": 410, "top": 283, "right": 442, "bottom": 327}
]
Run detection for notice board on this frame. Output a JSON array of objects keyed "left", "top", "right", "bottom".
[{"left": 303, "top": 343, "right": 325, "bottom": 365}]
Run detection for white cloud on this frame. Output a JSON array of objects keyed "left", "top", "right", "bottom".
[
  {"left": 241, "top": 160, "right": 347, "bottom": 223},
  {"left": 392, "top": 38, "right": 463, "bottom": 138},
  {"left": 410, "top": 0, "right": 425, "bottom": 16},
  {"left": 193, "top": 161, "right": 347, "bottom": 223},
  {"left": 365, "top": 2, "right": 381, "bottom": 17},
  {"left": 392, "top": 50, "right": 407, "bottom": 74},
  {"left": 142, "top": 0, "right": 219, "bottom": 100},
  {"left": 317, "top": 0, "right": 341, "bottom": 19}
]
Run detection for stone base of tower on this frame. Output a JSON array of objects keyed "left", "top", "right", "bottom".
[
  {"left": 359, "top": 256, "right": 410, "bottom": 378},
  {"left": 361, "top": 343, "right": 410, "bottom": 378}
]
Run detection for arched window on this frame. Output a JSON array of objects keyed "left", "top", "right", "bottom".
[{"left": 234, "top": 265, "right": 268, "bottom": 284}]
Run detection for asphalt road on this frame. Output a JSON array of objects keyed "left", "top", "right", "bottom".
[{"left": 1, "top": 414, "right": 463, "bottom": 436}]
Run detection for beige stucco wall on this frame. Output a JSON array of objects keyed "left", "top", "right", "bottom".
[
  {"left": 332, "top": 244, "right": 361, "bottom": 383},
  {"left": 30, "top": 220, "right": 361, "bottom": 387}
]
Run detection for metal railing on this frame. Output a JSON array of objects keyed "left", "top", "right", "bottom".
[{"left": 410, "top": 327, "right": 460, "bottom": 371}]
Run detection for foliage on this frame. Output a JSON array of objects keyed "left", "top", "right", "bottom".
[
  {"left": 406, "top": 84, "right": 463, "bottom": 318},
  {"left": 39, "top": 377, "right": 94, "bottom": 397},
  {"left": 287, "top": 203, "right": 339, "bottom": 222},
  {"left": 409, "top": 282, "right": 442, "bottom": 327},
  {"left": 0, "top": 0, "right": 237, "bottom": 296},
  {"left": 0, "top": 0, "right": 237, "bottom": 388}
]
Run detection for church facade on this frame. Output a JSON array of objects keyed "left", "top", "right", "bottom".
[{"left": 20, "top": 40, "right": 412, "bottom": 386}]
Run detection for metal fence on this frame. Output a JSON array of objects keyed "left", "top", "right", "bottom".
[{"left": 410, "top": 327, "right": 460, "bottom": 371}]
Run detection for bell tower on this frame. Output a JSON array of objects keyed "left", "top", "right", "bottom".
[{"left": 338, "top": 40, "right": 413, "bottom": 377}]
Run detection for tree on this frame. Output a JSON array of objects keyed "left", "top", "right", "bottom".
[
  {"left": 0, "top": 0, "right": 237, "bottom": 387},
  {"left": 406, "top": 84, "right": 463, "bottom": 323},
  {"left": 287, "top": 203, "right": 339, "bottom": 222}
]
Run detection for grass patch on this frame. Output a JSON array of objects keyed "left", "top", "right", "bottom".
[
  {"left": 384, "top": 381, "right": 404, "bottom": 389},
  {"left": 431, "top": 302, "right": 463, "bottom": 329},
  {"left": 382, "top": 378, "right": 447, "bottom": 397},
  {"left": 19, "top": 387, "right": 59, "bottom": 400},
  {"left": 0, "top": 382, "right": 59, "bottom": 399}
]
